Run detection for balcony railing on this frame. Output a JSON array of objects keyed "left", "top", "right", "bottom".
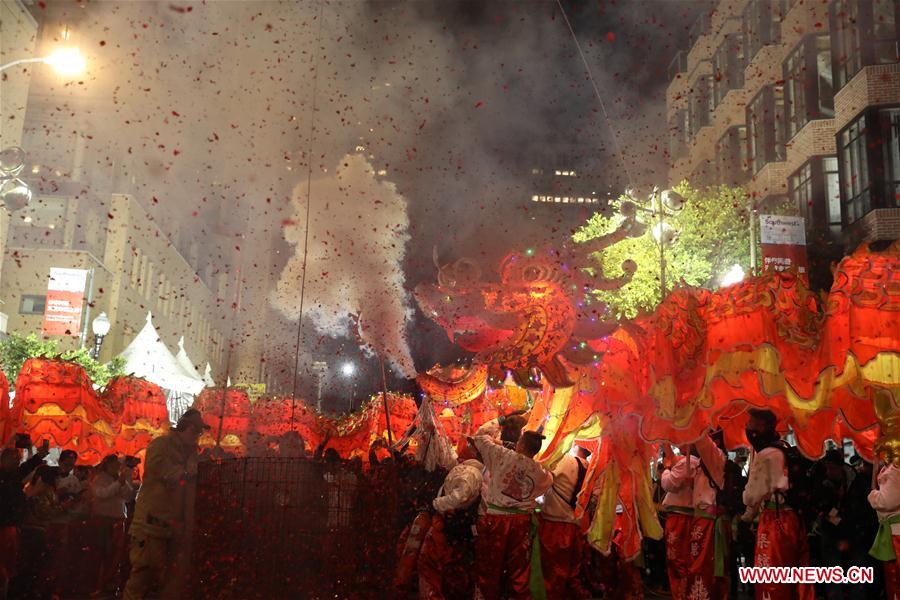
[
  {"left": 688, "top": 11, "right": 712, "bottom": 49},
  {"left": 668, "top": 50, "right": 688, "bottom": 82}
]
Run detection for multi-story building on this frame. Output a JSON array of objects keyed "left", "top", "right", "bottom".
[
  {"left": 2, "top": 191, "right": 228, "bottom": 374},
  {"left": 1, "top": 0, "right": 37, "bottom": 150},
  {"left": 1, "top": 0, "right": 39, "bottom": 333},
  {"left": 525, "top": 150, "right": 618, "bottom": 238},
  {"left": 667, "top": 0, "right": 899, "bottom": 289},
  {"left": 2, "top": 3, "right": 228, "bottom": 378}
]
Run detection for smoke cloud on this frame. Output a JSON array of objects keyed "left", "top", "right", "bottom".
[
  {"left": 17, "top": 0, "right": 702, "bottom": 392},
  {"left": 273, "top": 154, "right": 415, "bottom": 378}
]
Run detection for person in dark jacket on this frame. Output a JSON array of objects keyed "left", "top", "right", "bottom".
[
  {"left": 840, "top": 456, "right": 880, "bottom": 599},
  {"left": 0, "top": 448, "right": 30, "bottom": 599}
]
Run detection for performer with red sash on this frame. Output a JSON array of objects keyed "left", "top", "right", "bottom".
[
  {"left": 742, "top": 409, "right": 813, "bottom": 600},
  {"left": 686, "top": 432, "right": 729, "bottom": 600},
  {"left": 471, "top": 430, "right": 552, "bottom": 600},
  {"left": 418, "top": 454, "right": 483, "bottom": 599},
  {"left": 868, "top": 462, "right": 900, "bottom": 599},
  {"left": 661, "top": 448, "right": 699, "bottom": 600},
  {"left": 538, "top": 450, "right": 590, "bottom": 599}
]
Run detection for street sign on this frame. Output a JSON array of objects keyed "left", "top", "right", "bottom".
[
  {"left": 759, "top": 214, "right": 808, "bottom": 278},
  {"left": 41, "top": 267, "right": 89, "bottom": 336}
]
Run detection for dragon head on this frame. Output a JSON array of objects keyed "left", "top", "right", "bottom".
[{"left": 415, "top": 206, "right": 644, "bottom": 386}]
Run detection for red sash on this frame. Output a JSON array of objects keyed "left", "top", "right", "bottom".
[
  {"left": 665, "top": 511, "right": 693, "bottom": 600},
  {"left": 754, "top": 508, "right": 814, "bottom": 600},
  {"left": 686, "top": 514, "right": 729, "bottom": 600}
]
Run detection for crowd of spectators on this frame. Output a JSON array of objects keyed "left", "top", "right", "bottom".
[
  {"left": 0, "top": 442, "right": 140, "bottom": 599},
  {"left": 2, "top": 425, "right": 883, "bottom": 599},
  {"left": 0, "top": 430, "right": 438, "bottom": 600},
  {"left": 192, "top": 430, "right": 444, "bottom": 598}
]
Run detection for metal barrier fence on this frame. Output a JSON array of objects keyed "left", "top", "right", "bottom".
[{"left": 192, "top": 457, "right": 420, "bottom": 599}]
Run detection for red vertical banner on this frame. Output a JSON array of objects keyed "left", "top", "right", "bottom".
[
  {"left": 41, "top": 268, "right": 89, "bottom": 336},
  {"left": 759, "top": 215, "right": 809, "bottom": 279}
]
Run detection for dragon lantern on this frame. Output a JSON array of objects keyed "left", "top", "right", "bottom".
[
  {"left": 416, "top": 202, "right": 644, "bottom": 389},
  {"left": 416, "top": 221, "right": 900, "bottom": 557}
]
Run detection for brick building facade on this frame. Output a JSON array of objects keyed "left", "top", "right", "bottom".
[{"left": 666, "top": 0, "right": 899, "bottom": 289}]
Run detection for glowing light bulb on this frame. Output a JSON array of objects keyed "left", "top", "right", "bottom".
[{"left": 44, "top": 48, "right": 86, "bottom": 77}]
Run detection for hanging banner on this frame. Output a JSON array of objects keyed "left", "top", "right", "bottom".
[
  {"left": 759, "top": 214, "right": 808, "bottom": 277},
  {"left": 41, "top": 268, "right": 89, "bottom": 336}
]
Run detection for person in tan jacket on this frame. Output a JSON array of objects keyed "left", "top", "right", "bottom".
[{"left": 123, "top": 409, "right": 208, "bottom": 599}]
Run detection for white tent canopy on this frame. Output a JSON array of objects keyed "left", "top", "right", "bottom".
[
  {"left": 118, "top": 313, "right": 205, "bottom": 396},
  {"left": 202, "top": 362, "right": 216, "bottom": 388},
  {"left": 175, "top": 336, "right": 206, "bottom": 387}
]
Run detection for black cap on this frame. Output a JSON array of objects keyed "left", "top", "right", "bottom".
[{"left": 176, "top": 409, "right": 211, "bottom": 431}]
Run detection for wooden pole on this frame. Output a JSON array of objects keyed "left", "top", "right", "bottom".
[{"left": 380, "top": 356, "right": 393, "bottom": 447}]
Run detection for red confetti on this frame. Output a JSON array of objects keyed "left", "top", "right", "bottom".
[
  {"left": 474, "top": 101, "right": 483, "bottom": 108},
  {"left": 607, "top": 32, "right": 616, "bottom": 42}
]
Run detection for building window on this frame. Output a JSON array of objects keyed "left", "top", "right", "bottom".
[
  {"left": 838, "top": 107, "right": 900, "bottom": 224},
  {"left": 824, "top": 157, "right": 842, "bottom": 226},
  {"left": 19, "top": 295, "right": 46, "bottom": 315},
  {"left": 830, "top": 0, "right": 900, "bottom": 91},
  {"left": 689, "top": 74, "right": 712, "bottom": 137},
  {"left": 747, "top": 85, "right": 786, "bottom": 174},
  {"left": 712, "top": 32, "right": 746, "bottom": 108},
  {"left": 789, "top": 162, "right": 814, "bottom": 222},
  {"left": 717, "top": 126, "right": 749, "bottom": 184},
  {"left": 879, "top": 108, "right": 900, "bottom": 211},
  {"left": 838, "top": 114, "right": 871, "bottom": 223},
  {"left": 744, "top": 0, "right": 782, "bottom": 64},
  {"left": 670, "top": 108, "right": 690, "bottom": 159},
  {"left": 783, "top": 35, "right": 834, "bottom": 140},
  {"left": 873, "top": 0, "right": 900, "bottom": 65},
  {"left": 789, "top": 157, "right": 842, "bottom": 230}
]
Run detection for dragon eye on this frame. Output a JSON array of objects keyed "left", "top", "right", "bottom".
[{"left": 523, "top": 266, "right": 541, "bottom": 281}]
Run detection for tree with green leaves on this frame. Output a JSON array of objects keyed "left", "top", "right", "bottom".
[
  {"left": 573, "top": 182, "right": 754, "bottom": 319},
  {"left": 0, "top": 333, "right": 126, "bottom": 389}
]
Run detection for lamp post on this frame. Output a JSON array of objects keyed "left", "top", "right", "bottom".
[
  {"left": 0, "top": 47, "right": 86, "bottom": 76},
  {"left": 341, "top": 362, "right": 357, "bottom": 412},
  {"left": 1, "top": 49, "right": 86, "bottom": 213},
  {"left": 312, "top": 360, "right": 328, "bottom": 412},
  {"left": 0, "top": 147, "right": 32, "bottom": 212},
  {"left": 628, "top": 187, "right": 685, "bottom": 301},
  {"left": 90, "top": 312, "right": 110, "bottom": 360}
]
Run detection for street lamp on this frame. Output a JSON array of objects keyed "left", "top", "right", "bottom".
[
  {"left": 341, "top": 362, "right": 357, "bottom": 412},
  {"left": 90, "top": 312, "right": 110, "bottom": 360},
  {"left": 720, "top": 264, "right": 746, "bottom": 287},
  {"left": 0, "top": 47, "right": 86, "bottom": 76},
  {"left": 0, "top": 147, "right": 32, "bottom": 212},
  {"left": 311, "top": 360, "right": 328, "bottom": 411},
  {"left": 627, "top": 187, "right": 686, "bottom": 301}
]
